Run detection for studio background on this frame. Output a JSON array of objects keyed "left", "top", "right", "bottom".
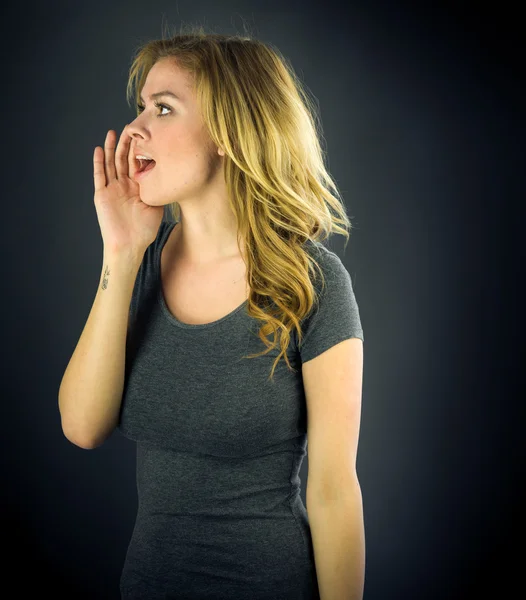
[{"left": 3, "top": 0, "right": 522, "bottom": 598}]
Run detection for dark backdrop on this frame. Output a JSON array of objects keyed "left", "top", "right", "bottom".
[{"left": 2, "top": 0, "right": 523, "bottom": 598}]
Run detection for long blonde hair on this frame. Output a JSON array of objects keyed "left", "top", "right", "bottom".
[{"left": 126, "top": 24, "right": 356, "bottom": 382}]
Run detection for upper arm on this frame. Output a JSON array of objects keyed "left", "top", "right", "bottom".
[{"left": 303, "top": 337, "right": 364, "bottom": 503}]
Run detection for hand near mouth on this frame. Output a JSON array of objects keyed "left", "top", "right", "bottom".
[{"left": 93, "top": 126, "right": 164, "bottom": 256}]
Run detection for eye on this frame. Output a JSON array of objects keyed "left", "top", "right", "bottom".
[{"left": 136, "top": 101, "right": 172, "bottom": 117}]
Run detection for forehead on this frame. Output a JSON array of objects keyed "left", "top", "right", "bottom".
[{"left": 141, "top": 58, "right": 192, "bottom": 99}]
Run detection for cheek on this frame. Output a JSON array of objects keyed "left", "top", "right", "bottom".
[
  {"left": 160, "top": 156, "right": 216, "bottom": 190},
  {"left": 167, "top": 149, "right": 215, "bottom": 174}
]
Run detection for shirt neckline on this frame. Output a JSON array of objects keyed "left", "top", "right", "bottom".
[{"left": 156, "top": 221, "right": 248, "bottom": 329}]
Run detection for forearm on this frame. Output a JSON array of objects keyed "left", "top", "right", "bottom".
[
  {"left": 58, "top": 250, "right": 143, "bottom": 448},
  {"left": 307, "top": 478, "right": 365, "bottom": 600}
]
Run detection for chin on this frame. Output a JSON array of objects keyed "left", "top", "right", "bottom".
[
  {"left": 138, "top": 190, "right": 167, "bottom": 206},
  {"left": 138, "top": 195, "right": 155, "bottom": 206}
]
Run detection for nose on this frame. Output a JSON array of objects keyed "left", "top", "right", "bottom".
[{"left": 126, "top": 120, "right": 144, "bottom": 141}]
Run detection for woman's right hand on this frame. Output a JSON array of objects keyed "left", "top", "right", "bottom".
[{"left": 93, "top": 126, "right": 164, "bottom": 256}]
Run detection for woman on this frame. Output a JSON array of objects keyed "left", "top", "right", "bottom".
[{"left": 59, "top": 26, "right": 365, "bottom": 600}]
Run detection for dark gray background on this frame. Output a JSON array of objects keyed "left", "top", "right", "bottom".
[{"left": 3, "top": 0, "right": 523, "bottom": 598}]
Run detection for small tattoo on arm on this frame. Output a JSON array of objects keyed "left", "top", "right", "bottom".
[{"left": 101, "top": 266, "right": 110, "bottom": 290}]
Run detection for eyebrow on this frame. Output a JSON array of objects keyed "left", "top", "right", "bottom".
[{"left": 139, "top": 90, "right": 182, "bottom": 103}]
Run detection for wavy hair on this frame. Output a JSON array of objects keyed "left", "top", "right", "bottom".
[{"left": 125, "top": 23, "right": 356, "bottom": 382}]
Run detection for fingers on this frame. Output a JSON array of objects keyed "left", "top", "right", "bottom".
[
  {"left": 93, "top": 126, "right": 135, "bottom": 192},
  {"left": 104, "top": 129, "right": 117, "bottom": 182},
  {"left": 128, "top": 135, "right": 137, "bottom": 179},
  {"left": 93, "top": 130, "right": 116, "bottom": 191},
  {"left": 115, "top": 125, "right": 134, "bottom": 180},
  {"left": 93, "top": 146, "right": 106, "bottom": 192}
]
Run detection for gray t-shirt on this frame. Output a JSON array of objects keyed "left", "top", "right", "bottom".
[{"left": 117, "top": 220, "right": 364, "bottom": 599}]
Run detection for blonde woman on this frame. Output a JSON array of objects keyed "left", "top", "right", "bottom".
[{"left": 59, "top": 25, "right": 365, "bottom": 600}]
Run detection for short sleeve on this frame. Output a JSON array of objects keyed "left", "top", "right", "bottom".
[{"left": 297, "top": 246, "right": 364, "bottom": 364}]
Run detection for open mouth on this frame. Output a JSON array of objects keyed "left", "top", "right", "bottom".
[{"left": 137, "top": 158, "right": 156, "bottom": 173}]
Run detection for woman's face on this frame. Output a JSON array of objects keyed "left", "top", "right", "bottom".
[{"left": 127, "top": 57, "right": 224, "bottom": 206}]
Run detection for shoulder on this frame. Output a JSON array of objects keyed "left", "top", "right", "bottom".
[
  {"left": 302, "top": 239, "right": 353, "bottom": 291},
  {"left": 302, "top": 238, "right": 345, "bottom": 265}
]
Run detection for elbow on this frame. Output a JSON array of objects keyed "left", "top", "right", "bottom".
[
  {"left": 60, "top": 417, "right": 110, "bottom": 450},
  {"left": 59, "top": 401, "right": 115, "bottom": 450},
  {"left": 63, "top": 432, "right": 97, "bottom": 449}
]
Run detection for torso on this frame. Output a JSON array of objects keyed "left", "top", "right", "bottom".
[{"left": 160, "top": 223, "right": 249, "bottom": 325}]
